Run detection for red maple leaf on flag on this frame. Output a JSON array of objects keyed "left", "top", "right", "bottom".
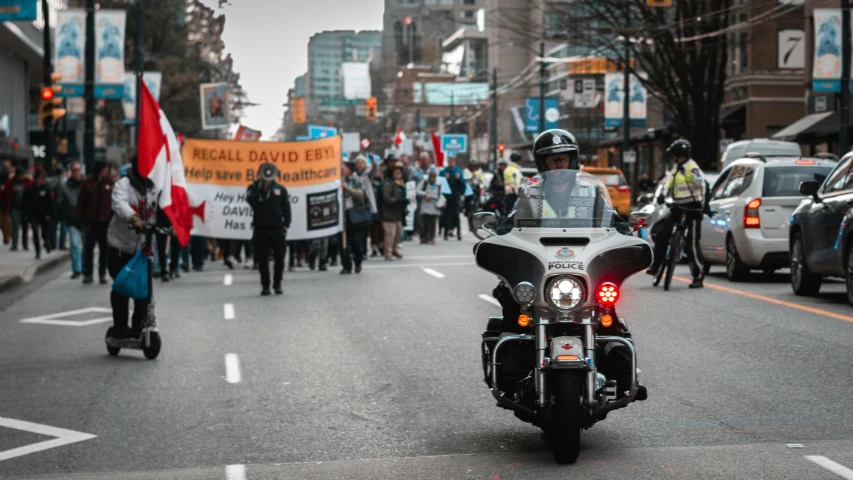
[{"left": 137, "top": 81, "right": 193, "bottom": 246}]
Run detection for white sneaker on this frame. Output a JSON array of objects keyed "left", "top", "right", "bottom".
[{"left": 243, "top": 260, "right": 253, "bottom": 269}]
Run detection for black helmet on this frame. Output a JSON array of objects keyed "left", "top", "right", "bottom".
[
  {"left": 469, "top": 158, "right": 480, "bottom": 166},
  {"left": 509, "top": 152, "right": 522, "bottom": 162},
  {"left": 667, "top": 139, "right": 691, "bottom": 159},
  {"left": 532, "top": 129, "right": 579, "bottom": 172}
]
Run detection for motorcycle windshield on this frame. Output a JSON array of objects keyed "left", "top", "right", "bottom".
[{"left": 512, "top": 170, "right": 615, "bottom": 229}]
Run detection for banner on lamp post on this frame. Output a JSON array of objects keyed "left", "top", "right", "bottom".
[
  {"left": 604, "top": 72, "right": 624, "bottom": 128},
  {"left": 812, "top": 9, "right": 842, "bottom": 93},
  {"left": 122, "top": 72, "right": 162, "bottom": 121},
  {"left": 94, "top": 10, "right": 126, "bottom": 99},
  {"left": 54, "top": 9, "right": 86, "bottom": 97},
  {"left": 629, "top": 73, "right": 647, "bottom": 128}
]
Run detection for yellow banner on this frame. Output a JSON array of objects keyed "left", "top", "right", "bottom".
[{"left": 181, "top": 137, "right": 342, "bottom": 187}]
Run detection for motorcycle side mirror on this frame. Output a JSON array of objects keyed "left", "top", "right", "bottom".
[
  {"left": 473, "top": 211, "right": 499, "bottom": 236},
  {"left": 629, "top": 211, "right": 652, "bottom": 231}
]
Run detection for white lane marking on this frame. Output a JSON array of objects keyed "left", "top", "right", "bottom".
[
  {"left": 422, "top": 268, "right": 445, "bottom": 279},
  {"left": 362, "top": 262, "right": 473, "bottom": 270},
  {"left": 224, "top": 274, "right": 233, "bottom": 286},
  {"left": 19, "top": 307, "right": 112, "bottom": 327},
  {"left": 402, "top": 255, "right": 471, "bottom": 260},
  {"left": 637, "top": 368, "right": 642, "bottom": 374},
  {"left": 0, "top": 417, "right": 97, "bottom": 462},
  {"left": 806, "top": 456, "right": 853, "bottom": 479},
  {"left": 478, "top": 294, "right": 501, "bottom": 308},
  {"left": 226, "top": 464, "right": 246, "bottom": 480},
  {"left": 225, "top": 354, "right": 241, "bottom": 384},
  {"left": 224, "top": 303, "right": 235, "bottom": 320}
]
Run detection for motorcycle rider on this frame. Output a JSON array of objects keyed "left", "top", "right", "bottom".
[
  {"left": 464, "top": 159, "right": 487, "bottom": 231},
  {"left": 502, "top": 153, "right": 524, "bottom": 213},
  {"left": 489, "top": 129, "right": 645, "bottom": 400},
  {"left": 646, "top": 139, "right": 706, "bottom": 289}
]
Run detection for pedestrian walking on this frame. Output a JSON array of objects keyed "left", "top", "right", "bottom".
[
  {"left": 181, "top": 235, "right": 206, "bottom": 272},
  {"left": 369, "top": 161, "right": 385, "bottom": 257},
  {"left": 417, "top": 168, "right": 445, "bottom": 245},
  {"left": 47, "top": 164, "right": 67, "bottom": 250},
  {"left": 246, "top": 162, "right": 291, "bottom": 296},
  {"left": 24, "top": 169, "right": 53, "bottom": 259},
  {"left": 155, "top": 209, "right": 181, "bottom": 282},
  {"left": 381, "top": 165, "right": 408, "bottom": 260},
  {"left": 58, "top": 162, "right": 84, "bottom": 278},
  {"left": 2, "top": 163, "right": 32, "bottom": 251},
  {"left": 340, "top": 161, "right": 371, "bottom": 274},
  {"left": 440, "top": 157, "right": 465, "bottom": 241},
  {"left": 77, "top": 160, "right": 114, "bottom": 284},
  {"left": 412, "top": 153, "right": 430, "bottom": 243},
  {"left": 0, "top": 158, "right": 14, "bottom": 244}
]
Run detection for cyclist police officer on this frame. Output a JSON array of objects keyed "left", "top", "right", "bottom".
[
  {"left": 247, "top": 162, "right": 291, "bottom": 296},
  {"left": 646, "top": 139, "right": 705, "bottom": 289}
]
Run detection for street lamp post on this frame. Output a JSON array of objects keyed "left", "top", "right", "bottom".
[
  {"left": 84, "top": 0, "right": 95, "bottom": 174},
  {"left": 842, "top": 0, "right": 851, "bottom": 155},
  {"left": 41, "top": 0, "right": 54, "bottom": 173},
  {"left": 539, "top": 41, "right": 546, "bottom": 134}
]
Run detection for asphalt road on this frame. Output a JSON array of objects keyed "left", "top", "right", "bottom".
[{"left": 1, "top": 234, "right": 853, "bottom": 479}]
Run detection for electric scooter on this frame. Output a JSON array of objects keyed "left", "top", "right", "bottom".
[{"left": 104, "top": 221, "right": 162, "bottom": 360}]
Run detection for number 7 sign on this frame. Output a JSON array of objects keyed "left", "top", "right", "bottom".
[{"left": 778, "top": 29, "right": 805, "bottom": 69}]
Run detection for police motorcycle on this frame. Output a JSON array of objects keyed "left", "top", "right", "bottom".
[
  {"left": 104, "top": 207, "right": 162, "bottom": 360},
  {"left": 473, "top": 170, "right": 651, "bottom": 464}
]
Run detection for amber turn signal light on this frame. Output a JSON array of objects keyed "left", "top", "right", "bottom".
[
  {"left": 556, "top": 355, "right": 579, "bottom": 361},
  {"left": 517, "top": 314, "right": 530, "bottom": 327},
  {"left": 600, "top": 314, "right": 613, "bottom": 327}
]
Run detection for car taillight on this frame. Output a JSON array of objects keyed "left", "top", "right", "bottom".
[
  {"left": 597, "top": 282, "right": 619, "bottom": 305},
  {"left": 744, "top": 198, "right": 761, "bottom": 228},
  {"left": 616, "top": 185, "right": 631, "bottom": 193},
  {"left": 795, "top": 159, "right": 815, "bottom": 165},
  {"left": 489, "top": 204, "right": 498, "bottom": 209}
]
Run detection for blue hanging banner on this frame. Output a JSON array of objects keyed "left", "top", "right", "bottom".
[{"left": 0, "top": 0, "right": 37, "bottom": 21}]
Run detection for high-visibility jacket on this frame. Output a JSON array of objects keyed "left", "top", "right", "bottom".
[
  {"left": 464, "top": 169, "right": 486, "bottom": 186},
  {"left": 665, "top": 159, "right": 705, "bottom": 204},
  {"left": 503, "top": 164, "right": 524, "bottom": 194}
]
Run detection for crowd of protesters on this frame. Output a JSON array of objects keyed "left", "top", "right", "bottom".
[{"left": 0, "top": 149, "right": 504, "bottom": 282}]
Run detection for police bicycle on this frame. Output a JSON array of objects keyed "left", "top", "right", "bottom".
[{"left": 652, "top": 202, "right": 706, "bottom": 291}]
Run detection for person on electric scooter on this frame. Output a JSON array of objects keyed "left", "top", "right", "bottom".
[
  {"left": 645, "top": 139, "right": 706, "bottom": 289},
  {"left": 487, "top": 129, "right": 645, "bottom": 400},
  {"left": 106, "top": 159, "right": 158, "bottom": 339}
]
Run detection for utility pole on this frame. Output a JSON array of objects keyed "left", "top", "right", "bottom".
[
  {"left": 134, "top": 0, "right": 143, "bottom": 149},
  {"left": 491, "top": 67, "right": 498, "bottom": 171},
  {"left": 408, "top": 22, "right": 414, "bottom": 65},
  {"left": 539, "top": 41, "right": 546, "bottom": 134},
  {"left": 84, "top": 0, "right": 95, "bottom": 174},
  {"left": 41, "top": 0, "right": 54, "bottom": 173},
  {"left": 622, "top": 18, "right": 631, "bottom": 172},
  {"left": 449, "top": 90, "right": 455, "bottom": 134},
  {"left": 842, "top": 0, "right": 851, "bottom": 155}
]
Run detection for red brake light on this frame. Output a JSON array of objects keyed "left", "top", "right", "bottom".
[
  {"left": 795, "top": 159, "right": 815, "bottom": 165},
  {"left": 597, "top": 282, "right": 619, "bottom": 305},
  {"left": 744, "top": 198, "right": 761, "bottom": 228},
  {"left": 616, "top": 185, "right": 631, "bottom": 193}
]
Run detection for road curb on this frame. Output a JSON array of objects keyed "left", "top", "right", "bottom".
[{"left": 0, "top": 251, "right": 69, "bottom": 293}]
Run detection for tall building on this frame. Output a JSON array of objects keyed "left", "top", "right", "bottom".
[{"left": 307, "top": 30, "right": 382, "bottom": 117}]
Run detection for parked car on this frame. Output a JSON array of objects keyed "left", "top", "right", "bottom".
[
  {"left": 789, "top": 152, "right": 853, "bottom": 302},
  {"left": 703, "top": 153, "right": 835, "bottom": 280},
  {"left": 720, "top": 139, "right": 800, "bottom": 171},
  {"left": 579, "top": 167, "right": 632, "bottom": 215}
]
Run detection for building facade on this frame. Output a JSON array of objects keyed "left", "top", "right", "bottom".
[{"left": 307, "top": 30, "right": 381, "bottom": 117}]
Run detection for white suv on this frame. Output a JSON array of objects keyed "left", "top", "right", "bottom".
[{"left": 701, "top": 153, "right": 836, "bottom": 280}]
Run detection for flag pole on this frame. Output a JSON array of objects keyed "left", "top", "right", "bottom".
[{"left": 135, "top": 0, "right": 143, "bottom": 150}]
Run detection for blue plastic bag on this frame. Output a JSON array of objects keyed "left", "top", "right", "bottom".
[{"left": 112, "top": 250, "right": 149, "bottom": 300}]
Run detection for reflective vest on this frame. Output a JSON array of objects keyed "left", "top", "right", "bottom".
[
  {"left": 666, "top": 159, "right": 704, "bottom": 204},
  {"left": 504, "top": 164, "right": 523, "bottom": 194}
]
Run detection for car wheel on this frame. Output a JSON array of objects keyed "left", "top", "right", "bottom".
[
  {"left": 790, "top": 233, "right": 821, "bottom": 296},
  {"left": 725, "top": 236, "right": 749, "bottom": 281}
]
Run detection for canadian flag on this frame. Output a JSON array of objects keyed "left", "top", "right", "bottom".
[
  {"left": 394, "top": 127, "right": 407, "bottom": 146},
  {"left": 361, "top": 138, "right": 371, "bottom": 149},
  {"left": 137, "top": 81, "right": 193, "bottom": 247},
  {"left": 234, "top": 125, "right": 262, "bottom": 141}
]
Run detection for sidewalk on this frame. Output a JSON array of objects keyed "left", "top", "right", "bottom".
[{"left": 0, "top": 246, "right": 70, "bottom": 293}]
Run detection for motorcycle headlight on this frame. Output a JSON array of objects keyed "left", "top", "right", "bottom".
[
  {"left": 513, "top": 281, "right": 536, "bottom": 305},
  {"left": 546, "top": 276, "right": 585, "bottom": 312}
]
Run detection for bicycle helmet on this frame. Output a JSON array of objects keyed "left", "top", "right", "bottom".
[{"left": 667, "top": 139, "right": 691, "bottom": 159}]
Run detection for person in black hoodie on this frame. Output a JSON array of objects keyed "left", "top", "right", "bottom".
[
  {"left": 246, "top": 162, "right": 291, "bottom": 296},
  {"left": 24, "top": 169, "right": 53, "bottom": 259}
]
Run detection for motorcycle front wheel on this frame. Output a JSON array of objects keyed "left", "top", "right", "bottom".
[{"left": 549, "top": 371, "right": 583, "bottom": 464}]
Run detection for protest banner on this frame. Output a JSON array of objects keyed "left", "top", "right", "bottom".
[{"left": 182, "top": 137, "right": 343, "bottom": 241}]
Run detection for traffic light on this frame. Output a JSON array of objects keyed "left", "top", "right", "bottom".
[
  {"left": 57, "top": 137, "right": 68, "bottom": 155},
  {"left": 366, "top": 97, "right": 378, "bottom": 121},
  {"left": 292, "top": 97, "right": 306, "bottom": 124},
  {"left": 38, "top": 73, "right": 66, "bottom": 128},
  {"left": 498, "top": 144, "right": 505, "bottom": 156}
]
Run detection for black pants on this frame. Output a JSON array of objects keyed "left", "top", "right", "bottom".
[
  {"left": 156, "top": 232, "right": 181, "bottom": 274},
  {"left": 84, "top": 223, "right": 109, "bottom": 279},
  {"left": 444, "top": 196, "right": 461, "bottom": 238},
  {"left": 340, "top": 226, "right": 368, "bottom": 271},
  {"left": 31, "top": 217, "right": 51, "bottom": 257},
  {"left": 653, "top": 202, "right": 704, "bottom": 278},
  {"left": 254, "top": 228, "right": 286, "bottom": 288},
  {"left": 108, "top": 248, "right": 150, "bottom": 335}
]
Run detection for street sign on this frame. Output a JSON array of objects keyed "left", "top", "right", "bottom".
[
  {"left": 560, "top": 80, "right": 574, "bottom": 102},
  {"left": 623, "top": 150, "right": 636, "bottom": 164},
  {"left": 440, "top": 134, "right": 468, "bottom": 154},
  {"left": 524, "top": 98, "right": 560, "bottom": 133},
  {"left": 308, "top": 125, "right": 338, "bottom": 139},
  {"left": 319, "top": 98, "right": 361, "bottom": 106},
  {"left": 0, "top": 0, "right": 37, "bottom": 21},
  {"left": 574, "top": 79, "right": 596, "bottom": 108}
]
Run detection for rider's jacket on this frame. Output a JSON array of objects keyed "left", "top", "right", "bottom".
[
  {"left": 503, "top": 164, "right": 524, "bottom": 195},
  {"left": 107, "top": 172, "right": 158, "bottom": 254},
  {"left": 464, "top": 169, "right": 486, "bottom": 186},
  {"left": 664, "top": 159, "right": 705, "bottom": 205}
]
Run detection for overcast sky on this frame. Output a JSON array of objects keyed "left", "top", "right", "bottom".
[{"left": 203, "top": 0, "right": 384, "bottom": 139}]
